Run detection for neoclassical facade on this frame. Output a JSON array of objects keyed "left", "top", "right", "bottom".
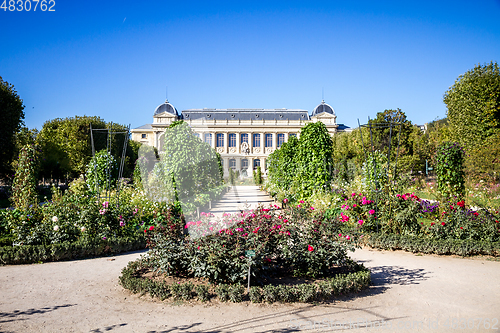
[{"left": 131, "top": 100, "right": 347, "bottom": 176}]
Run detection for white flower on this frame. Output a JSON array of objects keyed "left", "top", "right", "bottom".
[
  {"left": 81, "top": 226, "right": 86, "bottom": 232},
  {"left": 53, "top": 225, "right": 59, "bottom": 231},
  {"left": 52, "top": 216, "right": 58, "bottom": 223}
]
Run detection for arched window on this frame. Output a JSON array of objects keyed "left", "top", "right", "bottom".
[
  {"left": 228, "top": 133, "right": 236, "bottom": 147},
  {"left": 265, "top": 134, "right": 273, "bottom": 147},
  {"left": 204, "top": 133, "right": 212, "bottom": 145},
  {"left": 253, "top": 159, "right": 260, "bottom": 169},
  {"left": 241, "top": 159, "right": 249, "bottom": 169},
  {"left": 240, "top": 133, "right": 248, "bottom": 144},
  {"left": 253, "top": 134, "right": 260, "bottom": 147},
  {"left": 216, "top": 133, "right": 224, "bottom": 147},
  {"left": 277, "top": 133, "right": 285, "bottom": 147}
]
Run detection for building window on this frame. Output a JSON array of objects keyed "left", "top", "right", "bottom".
[
  {"left": 193, "top": 133, "right": 200, "bottom": 139},
  {"left": 241, "top": 159, "right": 248, "bottom": 169},
  {"left": 141, "top": 134, "right": 147, "bottom": 139},
  {"left": 277, "top": 133, "right": 285, "bottom": 147},
  {"left": 253, "top": 134, "right": 260, "bottom": 148},
  {"left": 289, "top": 133, "right": 297, "bottom": 138},
  {"left": 229, "top": 159, "right": 236, "bottom": 169},
  {"left": 241, "top": 133, "right": 248, "bottom": 144},
  {"left": 217, "top": 133, "right": 224, "bottom": 147},
  {"left": 204, "top": 133, "right": 212, "bottom": 145},
  {"left": 265, "top": 134, "right": 273, "bottom": 148},
  {"left": 253, "top": 159, "right": 260, "bottom": 169},
  {"left": 228, "top": 133, "right": 236, "bottom": 147}
]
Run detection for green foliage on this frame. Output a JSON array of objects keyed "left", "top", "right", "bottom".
[
  {"left": 436, "top": 142, "right": 465, "bottom": 199},
  {"left": 0, "top": 76, "right": 25, "bottom": 179},
  {"left": 363, "top": 232, "right": 500, "bottom": 257},
  {"left": 445, "top": 61, "right": 500, "bottom": 152},
  {"left": 294, "top": 122, "right": 334, "bottom": 198},
  {"left": 11, "top": 145, "right": 38, "bottom": 210},
  {"left": 362, "top": 150, "right": 388, "bottom": 192},
  {"left": 37, "top": 116, "right": 135, "bottom": 180},
  {"left": 253, "top": 166, "right": 263, "bottom": 185},
  {"left": 85, "top": 150, "right": 118, "bottom": 194},
  {"left": 152, "top": 121, "right": 223, "bottom": 209},
  {"left": 267, "top": 136, "right": 299, "bottom": 193},
  {"left": 119, "top": 259, "right": 371, "bottom": 303},
  {"left": 144, "top": 203, "right": 354, "bottom": 285},
  {"left": 0, "top": 235, "right": 146, "bottom": 265}
]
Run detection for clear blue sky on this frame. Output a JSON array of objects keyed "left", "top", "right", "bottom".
[{"left": 1, "top": 0, "right": 499, "bottom": 131}]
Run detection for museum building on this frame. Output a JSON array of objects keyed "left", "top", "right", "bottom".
[{"left": 131, "top": 99, "right": 348, "bottom": 176}]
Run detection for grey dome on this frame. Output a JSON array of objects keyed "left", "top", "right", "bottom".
[
  {"left": 154, "top": 99, "right": 178, "bottom": 116},
  {"left": 312, "top": 100, "right": 335, "bottom": 116}
]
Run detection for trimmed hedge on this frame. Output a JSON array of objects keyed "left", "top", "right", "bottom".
[
  {"left": 363, "top": 233, "right": 500, "bottom": 257},
  {"left": 0, "top": 235, "right": 146, "bottom": 265},
  {"left": 119, "top": 260, "right": 371, "bottom": 304}
]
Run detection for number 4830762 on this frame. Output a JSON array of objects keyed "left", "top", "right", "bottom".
[{"left": 1, "top": 0, "right": 56, "bottom": 11}]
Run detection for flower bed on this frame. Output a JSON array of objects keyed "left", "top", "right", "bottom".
[
  {"left": 119, "top": 259, "right": 371, "bottom": 304},
  {"left": 0, "top": 235, "right": 146, "bottom": 265},
  {"left": 362, "top": 232, "right": 500, "bottom": 257}
]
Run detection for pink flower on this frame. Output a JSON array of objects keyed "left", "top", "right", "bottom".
[
  {"left": 310, "top": 207, "right": 315, "bottom": 210},
  {"left": 149, "top": 226, "right": 154, "bottom": 231},
  {"left": 297, "top": 205, "right": 301, "bottom": 208},
  {"left": 103, "top": 201, "right": 109, "bottom": 208},
  {"left": 119, "top": 221, "right": 125, "bottom": 227},
  {"left": 358, "top": 220, "right": 363, "bottom": 225},
  {"left": 299, "top": 200, "right": 305, "bottom": 204},
  {"left": 353, "top": 204, "right": 357, "bottom": 208},
  {"left": 369, "top": 209, "right": 375, "bottom": 215},
  {"left": 345, "top": 235, "right": 350, "bottom": 240},
  {"left": 338, "top": 233, "right": 342, "bottom": 237},
  {"left": 283, "top": 198, "right": 289, "bottom": 203},
  {"left": 308, "top": 245, "right": 314, "bottom": 252}
]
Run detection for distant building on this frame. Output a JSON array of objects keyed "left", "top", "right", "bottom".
[
  {"left": 131, "top": 99, "right": 349, "bottom": 176},
  {"left": 415, "top": 123, "right": 428, "bottom": 133}
]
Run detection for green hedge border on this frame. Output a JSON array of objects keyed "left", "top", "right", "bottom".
[
  {"left": 119, "top": 260, "right": 371, "bottom": 304},
  {"left": 362, "top": 233, "right": 500, "bottom": 257},
  {"left": 0, "top": 235, "right": 146, "bottom": 265}
]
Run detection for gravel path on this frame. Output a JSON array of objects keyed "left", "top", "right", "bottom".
[{"left": 1, "top": 187, "right": 499, "bottom": 333}]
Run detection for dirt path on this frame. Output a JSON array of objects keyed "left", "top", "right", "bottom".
[{"left": 1, "top": 187, "right": 499, "bottom": 332}]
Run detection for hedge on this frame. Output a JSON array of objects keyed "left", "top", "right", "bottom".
[
  {"left": 119, "top": 260, "right": 371, "bottom": 303},
  {"left": 362, "top": 233, "right": 500, "bottom": 257},
  {"left": 0, "top": 235, "right": 146, "bottom": 265}
]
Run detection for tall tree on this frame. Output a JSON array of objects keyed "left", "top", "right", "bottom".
[
  {"left": 37, "top": 116, "right": 135, "bottom": 180},
  {"left": 444, "top": 61, "right": 500, "bottom": 151},
  {"left": 0, "top": 76, "right": 25, "bottom": 179}
]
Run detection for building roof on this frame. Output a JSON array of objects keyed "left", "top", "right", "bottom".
[
  {"left": 181, "top": 109, "right": 310, "bottom": 121},
  {"left": 154, "top": 99, "right": 178, "bottom": 117},
  {"left": 312, "top": 100, "right": 335, "bottom": 116},
  {"left": 133, "top": 124, "right": 153, "bottom": 130}
]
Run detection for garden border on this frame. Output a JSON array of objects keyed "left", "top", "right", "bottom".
[
  {"left": 0, "top": 235, "right": 146, "bottom": 265},
  {"left": 362, "top": 233, "right": 500, "bottom": 257},
  {"left": 119, "top": 260, "right": 371, "bottom": 304}
]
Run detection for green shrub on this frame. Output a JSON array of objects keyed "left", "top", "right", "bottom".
[
  {"left": 194, "top": 284, "right": 210, "bottom": 302},
  {"left": 262, "top": 284, "right": 279, "bottom": 303},
  {"left": 249, "top": 286, "right": 263, "bottom": 303},
  {"left": 229, "top": 284, "right": 245, "bottom": 302},
  {"left": 215, "top": 284, "right": 231, "bottom": 302}
]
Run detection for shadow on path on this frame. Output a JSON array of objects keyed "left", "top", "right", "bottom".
[
  {"left": 0, "top": 304, "right": 76, "bottom": 324},
  {"left": 369, "top": 265, "right": 430, "bottom": 286}
]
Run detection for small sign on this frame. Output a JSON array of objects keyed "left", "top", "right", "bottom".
[
  {"left": 245, "top": 250, "right": 256, "bottom": 258},
  {"left": 427, "top": 167, "right": 434, "bottom": 171}
]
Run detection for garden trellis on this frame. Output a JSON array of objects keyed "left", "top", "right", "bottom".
[
  {"left": 357, "top": 116, "right": 404, "bottom": 231},
  {"left": 89, "top": 122, "right": 130, "bottom": 205}
]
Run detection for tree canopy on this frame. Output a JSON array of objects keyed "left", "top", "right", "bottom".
[
  {"left": 0, "top": 76, "right": 25, "bottom": 179},
  {"left": 444, "top": 61, "right": 500, "bottom": 151}
]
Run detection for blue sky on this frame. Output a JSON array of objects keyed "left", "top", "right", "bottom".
[{"left": 1, "top": 0, "right": 499, "bottom": 130}]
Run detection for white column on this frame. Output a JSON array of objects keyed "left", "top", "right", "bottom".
[
  {"left": 211, "top": 132, "right": 216, "bottom": 149},
  {"left": 236, "top": 132, "right": 240, "bottom": 154}
]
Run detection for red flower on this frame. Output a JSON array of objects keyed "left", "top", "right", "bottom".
[
  {"left": 473, "top": 212, "right": 479, "bottom": 216},
  {"left": 460, "top": 227, "right": 463, "bottom": 229},
  {"left": 308, "top": 245, "right": 314, "bottom": 252},
  {"left": 431, "top": 222, "right": 435, "bottom": 226},
  {"left": 149, "top": 226, "right": 154, "bottom": 231},
  {"left": 441, "top": 222, "right": 446, "bottom": 226},
  {"left": 457, "top": 201, "right": 465, "bottom": 208}
]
